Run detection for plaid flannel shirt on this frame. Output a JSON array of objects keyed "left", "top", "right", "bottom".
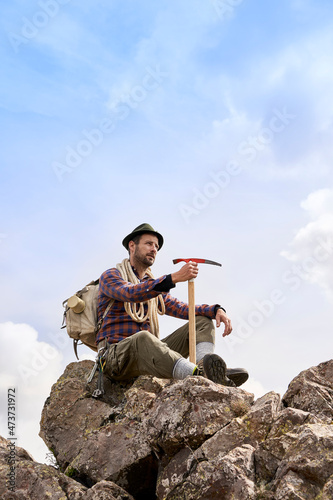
[{"left": 96, "top": 266, "right": 218, "bottom": 345}]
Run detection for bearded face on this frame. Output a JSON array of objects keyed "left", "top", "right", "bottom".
[{"left": 131, "top": 234, "right": 159, "bottom": 269}]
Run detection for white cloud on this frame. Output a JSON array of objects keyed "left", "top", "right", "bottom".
[
  {"left": 0, "top": 322, "right": 64, "bottom": 463},
  {"left": 241, "top": 378, "right": 269, "bottom": 400},
  {"left": 300, "top": 188, "right": 333, "bottom": 219},
  {"left": 281, "top": 189, "right": 333, "bottom": 302}
]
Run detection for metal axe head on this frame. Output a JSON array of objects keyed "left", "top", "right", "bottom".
[{"left": 172, "top": 258, "right": 221, "bottom": 267}]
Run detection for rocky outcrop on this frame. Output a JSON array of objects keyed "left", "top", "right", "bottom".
[
  {"left": 0, "top": 435, "right": 134, "bottom": 499},
  {"left": 282, "top": 360, "right": 333, "bottom": 423},
  {"left": 39, "top": 362, "right": 254, "bottom": 499},
  {"left": 1, "top": 359, "right": 332, "bottom": 499}
]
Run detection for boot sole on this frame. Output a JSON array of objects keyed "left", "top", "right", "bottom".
[{"left": 202, "top": 354, "right": 229, "bottom": 385}]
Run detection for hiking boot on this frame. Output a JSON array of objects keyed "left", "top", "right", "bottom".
[
  {"left": 194, "top": 354, "right": 236, "bottom": 386},
  {"left": 226, "top": 368, "right": 249, "bottom": 387}
]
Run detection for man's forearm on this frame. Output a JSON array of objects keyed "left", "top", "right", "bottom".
[
  {"left": 100, "top": 269, "right": 168, "bottom": 302},
  {"left": 153, "top": 274, "right": 176, "bottom": 293}
]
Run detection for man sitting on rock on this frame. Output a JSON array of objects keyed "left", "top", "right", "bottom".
[{"left": 96, "top": 223, "right": 248, "bottom": 387}]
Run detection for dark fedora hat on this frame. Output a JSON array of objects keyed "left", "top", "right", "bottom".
[{"left": 122, "top": 223, "right": 164, "bottom": 250}]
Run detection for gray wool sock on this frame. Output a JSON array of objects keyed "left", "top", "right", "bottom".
[
  {"left": 196, "top": 342, "right": 214, "bottom": 363},
  {"left": 172, "top": 358, "right": 197, "bottom": 380}
]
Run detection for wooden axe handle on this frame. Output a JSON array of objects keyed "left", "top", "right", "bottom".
[{"left": 188, "top": 279, "right": 196, "bottom": 364}]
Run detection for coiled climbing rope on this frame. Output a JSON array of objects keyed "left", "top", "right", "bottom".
[{"left": 116, "top": 258, "right": 165, "bottom": 338}]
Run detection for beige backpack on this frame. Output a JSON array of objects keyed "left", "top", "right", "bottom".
[{"left": 62, "top": 279, "right": 114, "bottom": 359}]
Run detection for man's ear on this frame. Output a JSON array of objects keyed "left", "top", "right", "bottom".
[{"left": 128, "top": 240, "right": 135, "bottom": 254}]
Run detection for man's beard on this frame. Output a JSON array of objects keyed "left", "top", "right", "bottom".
[{"left": 133, "top": 248, "right": 155, "bottom": 267}]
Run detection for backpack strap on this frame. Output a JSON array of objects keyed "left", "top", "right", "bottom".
[
  {"left": 95, "top": 298, "right": 115, "bottom": 334},
  {"left": 73, "top": 339, "right": 80, "bottom": 361}
]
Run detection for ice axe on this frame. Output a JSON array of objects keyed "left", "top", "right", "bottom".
[{"left": 172, "top": 258, "right": 222, "bottom": 364}]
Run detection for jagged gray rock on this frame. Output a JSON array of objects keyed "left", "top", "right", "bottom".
[
  {"left": 0, "top": 435, "right": 134, "bottom": 499},
  {"left": 2, "top": 358, "right": 333, "bottom": 499},
  {"left": 282, "top": 360, "right": 333, "bottom": 423}
]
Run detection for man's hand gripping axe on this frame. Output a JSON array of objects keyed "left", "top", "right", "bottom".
[{"left": 172, "top": 258, "right": 221, "bottom": 364}]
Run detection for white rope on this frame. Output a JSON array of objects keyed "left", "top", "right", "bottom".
[{"left": 116, "top": 258, "right": 165, "bottom": 338}]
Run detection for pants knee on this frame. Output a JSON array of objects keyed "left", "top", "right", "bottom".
[
  {"left": 134, "top": 330, "right": 160, "bottom": 348},
  {"left": 196, "top": 316, "right": 215, "bottom": 344},
  {"left": 196, "top": 316, "right": 213, "bottom": 327}
]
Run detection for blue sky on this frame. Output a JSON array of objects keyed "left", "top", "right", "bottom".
[{"left": 1, "top": 0, "right": 333, "bottom": 462}]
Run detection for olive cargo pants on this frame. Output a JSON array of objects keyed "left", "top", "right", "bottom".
[{"left": 104, "top": 316, "right": 215, "bottom": 380}]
